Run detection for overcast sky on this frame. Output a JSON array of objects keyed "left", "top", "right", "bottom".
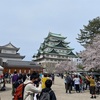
[{"left": 0, "top": 0, "right": 100, "bottom": 61}]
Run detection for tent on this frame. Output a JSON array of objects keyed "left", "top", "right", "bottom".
[{"left": 0, "top": 66, "right": 4, "bottom": 71}]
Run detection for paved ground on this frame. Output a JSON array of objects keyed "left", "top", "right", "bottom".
[{"left": 0, "top": 76, "right": 100, "bottom": 100}]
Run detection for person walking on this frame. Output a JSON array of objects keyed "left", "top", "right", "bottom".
[
  {"left": 14, "top": 75, "right": 23, "bottom": 89},
  {"left": 41, "top": 73, "right": 49, "bottom": 89},
  {"left": 79, "top": 76, "right": 83, "bottom": 92},
  {"left": 96, "top": 78, "right": 100, "bottom": 94},
  {"left": 51, "top": 74, "right": 55, "bottom": 84},
  {"left": 12, "top": 71, "right": 19, "bottom": 96},
  {"left": 73, "top": 75, "right": 80, "bottom": 93},
  {"left": 65, "top": 74, "right": 72, "bottom": 94}
]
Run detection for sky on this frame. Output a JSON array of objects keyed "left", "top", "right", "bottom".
[{"left": 0, "top": 0, "right": 100, "bottom": 61}]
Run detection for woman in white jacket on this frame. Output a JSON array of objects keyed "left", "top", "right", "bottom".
[{"left": 23, "top": 72, "right": 41, "bottom": 100}]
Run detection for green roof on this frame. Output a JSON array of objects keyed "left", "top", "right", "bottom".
[
  {"left": 55, "top": 41, "right": 66, "bottom": 48},
  {"left": 44, "top": 52, "right": 68, "bottom": 56},
  {"left": 33, "top": 50, "right": 76, "bottom": 58},
  {"left": 48, "top": 49, "right": 58, "bottom": 54},
  {"left": 44, "top": 44, "right": 73, "bottom": 50},
  {"left": 33, "top": 32, "right": 76, "bottom": 59},
  {"left": 48, "top": 32, "right": 66, "bottom": 39},
  {"left": 67, "top": 51, "right": 77, "bottom": 58}
]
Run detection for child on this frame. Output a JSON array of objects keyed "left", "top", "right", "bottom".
[{"left": 39, "top": 79, "right": 57, "bottom": 100}]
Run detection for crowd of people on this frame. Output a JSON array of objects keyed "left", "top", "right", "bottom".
[
  {"left": 0, "top": 71, "right": 100, "bottom": 100},
  {"left": 8, "top": 71, "right": 56, "bottom": 100},
  {"left": 63, "top": 73, "right": 100, "bottom": 99}
]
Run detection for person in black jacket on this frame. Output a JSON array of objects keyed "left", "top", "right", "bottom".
[
  {"left": 39, "top": 79, "right": 57, "bottom": 100},
  {"left": 14, "top": 75, "right": 23, "bottom": 89}
]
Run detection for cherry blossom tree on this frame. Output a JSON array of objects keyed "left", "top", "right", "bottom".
[
  {"left": 79, "top": 34, "right": 100, "bottom": 71},
  {"left": 55, "top": 59, "right": 78, "bottom": 73}
]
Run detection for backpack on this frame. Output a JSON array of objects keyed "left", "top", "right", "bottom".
[
  {"left": 13, "top": 83, "right": 25, "bottom": 100},
  {"left": 14, "top": 82, "right": 32, "bottom": 100},
  {"left": 39, "top": 90, "right": 52, "bottom": 100},
  {"left": 14, "top": 80, "right": 23, "bottom": 89}
]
